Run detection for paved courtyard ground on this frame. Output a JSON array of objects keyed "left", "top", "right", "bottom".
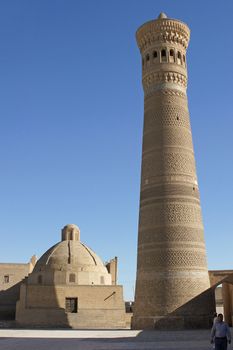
[{"left": 1, "top": 328, "right": 232, "bottom": 350}]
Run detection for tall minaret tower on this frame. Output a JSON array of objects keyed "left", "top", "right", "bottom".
[{"left": 133, "top": 13, "right": 212, "bottom": 329}]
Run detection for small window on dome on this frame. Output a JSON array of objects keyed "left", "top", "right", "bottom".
[
  {"left": 69, "top": 273, "right": 76, "bottom": 283},
  {"left": 38, "top": 275, "right": 42, "bottom": 284},
  {"left": 100, "top": 276, "right": 105, "bottom": 285}
]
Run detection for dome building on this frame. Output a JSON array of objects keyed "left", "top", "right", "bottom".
[{"left": 16, "top": 225, "right": 126, "bottom": 328}]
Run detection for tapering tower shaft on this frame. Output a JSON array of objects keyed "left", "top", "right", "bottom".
[{"left": 133, "top": 14, "right": 211, "bottom": 329}]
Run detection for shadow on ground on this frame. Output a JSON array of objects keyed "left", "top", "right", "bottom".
[{"left": 0, "top": 329, "right": 219, "bottom": 350}]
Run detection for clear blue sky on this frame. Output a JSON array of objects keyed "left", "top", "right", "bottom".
[{"left": 0, "top": 0, "right": 233, "bottom": 301}]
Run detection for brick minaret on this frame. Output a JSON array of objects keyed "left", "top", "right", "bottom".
[{"left": 132, "top": 13, "right": 213, "bottom": 329}]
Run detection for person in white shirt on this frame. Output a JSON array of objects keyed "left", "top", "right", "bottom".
[{"left": 211, "top": 313, "right": 231, "bottom": 350}]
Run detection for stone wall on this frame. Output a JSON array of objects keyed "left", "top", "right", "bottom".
[
  {"left": 0, "top": 258, "right": 35, "bottom": 319},
  {"left": 16, "top": 284, "right": 126, "bottom": 328}
]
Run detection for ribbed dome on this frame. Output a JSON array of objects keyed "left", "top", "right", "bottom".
[
  {"left": 34, "top": 239, "right": 108, "bottom": 273},
  {"left": 32, "top": 224, "right": 109, "bottom": 276},
  {"left": 29, "top": 224, "right": 112, "bottom": 286}
]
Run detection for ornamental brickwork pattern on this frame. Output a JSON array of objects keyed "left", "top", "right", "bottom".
[
  {"left": 133, "top": 14, "right": 212, "bottom": 329},
  {"left": 137, "top": 227, "right": 205, "bottom": 245}
]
